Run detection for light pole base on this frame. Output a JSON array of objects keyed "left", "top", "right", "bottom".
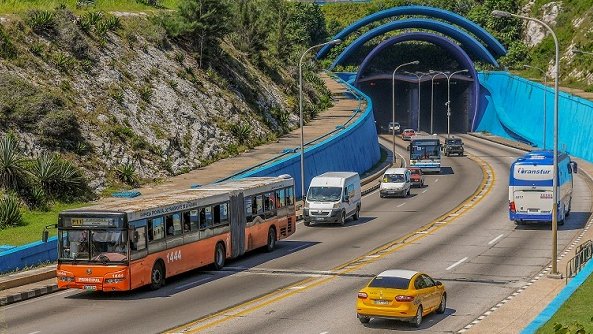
[{"left": 547, "top": 272, "right": 563, "bottom": 279}]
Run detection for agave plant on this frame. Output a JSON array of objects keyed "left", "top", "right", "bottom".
[
  {"left": 26, "top": 10, "right": 56, "bottom": 34},
  {"left": 230, "top": 124, "right": 253, "bottom": 145},
  {"left": 30, "top": 153, "right": 83, "bottom": 199},
  {"left": 0, "top": 193, "right": 23, "bottom": 229},
  {"left": 116, "top": 162, "right": 139, "bottom": 187},
  {"left": 0, "top": 134, "right": 29, "bottom": 191}
]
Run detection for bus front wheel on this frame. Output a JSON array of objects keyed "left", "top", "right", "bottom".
[
  {"left": 150, "top": 261, "right": 165, "bottom": 290},
  {"left": 213, "top": 243, "right": 226, "bottom": 270}
]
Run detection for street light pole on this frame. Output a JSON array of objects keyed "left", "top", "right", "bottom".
[
  {"left": 392, "top": 61, "right": 420, "bottom": 165},
  {"left": 429, "top": 71, "right": 446, "bottom": 134},
  {"left": 405, "top": 72, "right": 429, "bottom": 131},
  {"left": 523, "top": 64, "right": 548, "bottom": 149},
  {"left": 430, "top": 69, "right": 468, "bottom": 138},
  {"left": 299, "top": 39, "right": 341, "bottom": 200},
  {"left": 494, "top": 10, "right": 561, "bottom": 278}
]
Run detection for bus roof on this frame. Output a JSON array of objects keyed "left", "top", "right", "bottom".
[
  {"left": 513, "top": 150, "right": 569, "bottom": 165},
  {"left": 62, "top": 176, "right": 294, "bottom": 216},
  {"left": 411, "top": 135, "right": 440, "bottom": 142}
]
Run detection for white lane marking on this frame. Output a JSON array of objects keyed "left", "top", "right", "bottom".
[
  {"left": 434, "top": 178, "right": 439, "bottom": 183},
  {"left": 422, "top": 189, "right": 427, "bottom": 193},
  {"left": 175, "top": 277, "right": 212, "bottom": 290},
  {"left": 446, "top": 257, "right": 468, "bottom": 270},
  {"left": 288, "top": 244, "right": 310, "bottom": 254},
  {"left": 488, "top": 234, "right": 505, "bottom": 245},
  {"left": 397, "top": 203, "right": 406, "bottom": 208},
  {"left": 320, "top": 332, "right": 329, "bottom": 334},
  {"left": 27, "top": 332, "right": 40, "bottom": 334}
]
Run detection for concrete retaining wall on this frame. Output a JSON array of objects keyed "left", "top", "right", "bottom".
[
  {"left": 476, "top": 71, "right": 593, "bottom": 162},
  {"left": 0, "top": 237, "right": 57, "bottom": 274}
]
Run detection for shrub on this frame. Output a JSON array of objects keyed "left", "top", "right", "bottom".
[
  {"left": 0, "top": 193, "right": 23, "bottom": 229},
  {"left": 29, "top": 42, "right": 45, "bottom": 56},
  {"left": 37, "top": 110, "right": 84, "bottom": 150},
  {"left": 0, "top": 25, "right": 17, "bottom": 59},
  {"left": 0, "top": 134, "right": 29, "bottom": 191},
  {"left": 26, "top": 10, "right": 56, "bottom": 35},
  {"left": 116, "top": 163, "right": 139, "bottom": 186},
  {"left": 52, "top": 52, "right": 76, "bottom": 72},
  {"left": 139, "top": 84, "right": 153, "bottom": 102},
  {"left": 230, "top": 123, "right": 253, "bottom": 144}
]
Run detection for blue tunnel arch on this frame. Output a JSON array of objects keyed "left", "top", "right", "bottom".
[
  {"left": 355, "top": 32, "right": 481, "bottom": 131},
  {"left": 316, "top": 5, "right": 506, "bottom": 60},
  {"left": 328, "top": 18, "right": 499, "bottom": 70}
]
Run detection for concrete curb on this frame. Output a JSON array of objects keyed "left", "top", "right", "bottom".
[
  {"left": 0, "top": 267, "right": 56, "bottom": 290},
  {"left": 0, "top": 284, "right": 60, "bottom": 306}
]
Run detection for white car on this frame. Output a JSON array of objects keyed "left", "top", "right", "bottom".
[
  {"left": 388, "top": 122, "right": 401, "bottom": 133},
  {"left": 380, "top": 168, "right": 411, "bottom": 198}
]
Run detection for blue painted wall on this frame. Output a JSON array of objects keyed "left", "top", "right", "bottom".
[
  {"left": 0, "top": 237, "right": 57, "bottom": 273},
  {"left": 232, "top": 72, "right": 381, "bottom": 198},
  {"left": 0, "top": 74, "right": 381, "bottom": 274},
  {"left": 476, "top": 71, "right": 593, "bottom": 162}
]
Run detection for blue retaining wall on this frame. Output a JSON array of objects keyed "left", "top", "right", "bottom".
[
  {"left": 0, "top": 237, "right": 57, "bottom": 273},
  {"left": 230, "top": 72, "right": 381, "bottom": 198},
  {"left": 0, "top": 74, "right": 381, "bottom": 274},
  {"left": 476, "top": 71, "right": 593, "bottom": 162}
]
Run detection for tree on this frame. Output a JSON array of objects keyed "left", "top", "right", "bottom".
[{"left": 164, "top": 0, "right": 233, "bottom": 67}]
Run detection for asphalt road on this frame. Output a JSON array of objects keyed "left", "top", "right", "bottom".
[{"left": 1, "top": 135, "right": 590, "bottom": 334}]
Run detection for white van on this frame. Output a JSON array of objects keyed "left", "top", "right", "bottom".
[
  {"left": 303, "top": 172, "right": 361, "bottom": 226},
  {"left": 380, "top": 167, "right": 411, "bottom": 198}
]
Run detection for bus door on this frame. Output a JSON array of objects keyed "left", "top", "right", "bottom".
[{"left": 229, "top": 193, "right": 246, "bottom": 258}]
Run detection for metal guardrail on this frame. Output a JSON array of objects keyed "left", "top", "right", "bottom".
[
  {"left": 216, "top": 73, "right": 368, "bottom": 183},
  {"left": 566, "top": 239, "right": 593, "bottom": 284}
]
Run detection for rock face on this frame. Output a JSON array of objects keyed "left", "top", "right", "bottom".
[
  {"left": 524, "top": 1, "right": 562, "bottom": 47},
  {"left": 0, "top": 12, "right": 314, "bottom": 192}
]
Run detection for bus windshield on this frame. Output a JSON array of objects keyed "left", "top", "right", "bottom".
[
  {"left": 59, "top": 230, "right": 128, "bottom": 262},
  {"left": 307, "top": 186, "right": 342, "bottom": 202},
  {"left": 411, "top": 142, "right": 440, "bottom": 160}
]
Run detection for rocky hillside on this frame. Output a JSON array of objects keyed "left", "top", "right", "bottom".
[{"left": 0, "top": 6, "right": 330, "bottom": 193}]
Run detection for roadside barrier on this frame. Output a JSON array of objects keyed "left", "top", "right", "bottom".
[{"left": 566, "top": 239, "right": 593, "bottom": 284}]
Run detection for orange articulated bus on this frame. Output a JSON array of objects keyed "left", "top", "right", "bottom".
[{"left": 56, "top": 176, "right": 296, "bottom": 291}]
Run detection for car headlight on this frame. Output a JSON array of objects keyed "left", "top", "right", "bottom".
[{"left": 333, "top": 202, "right": 340, "bottom": 209}]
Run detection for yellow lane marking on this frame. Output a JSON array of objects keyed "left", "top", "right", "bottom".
[{"left": 164, "top": 154, "right": 495, "bottom": 334}]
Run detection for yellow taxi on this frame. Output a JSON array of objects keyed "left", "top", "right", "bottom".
[{"left": 356, "top": 270, "right": 446, "bottom": 327}]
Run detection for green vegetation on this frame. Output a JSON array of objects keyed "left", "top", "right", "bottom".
[
  {"left": 538, "top": 276, "right": 593, "bottom": 334},
  {"left": 0, "top": 201, "right": 87, "bottom": 246},
  {"left": 0, "top": 0, "right": 181, "bottom": 14}
]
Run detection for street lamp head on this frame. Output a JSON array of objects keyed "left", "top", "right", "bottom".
[
  {"left": 411, "top": 60, "right": 420, "bottom": 65},
  {"left": 330, "top": 39, "right": 342, "bottom": 45},
  {"left": 492, "top": 10, "right": 512, "bottom": 18}
]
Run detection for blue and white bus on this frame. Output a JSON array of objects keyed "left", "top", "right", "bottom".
[
  {"left": 509, "top": 151, "right": 577, "bottom": 225},
  {"left": 409, "top": 135, "right": 441, "bottom": 173}
]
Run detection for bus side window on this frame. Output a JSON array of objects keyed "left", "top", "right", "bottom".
[
  {"left": 165, "top": 215, "right": 174, "bottom": 236},
  {"left": 132, "top": 227, "right": 146, "bottom": 251},
  {"left": 245, "top": 197, "right": 253, "bottom": 223},
  {"left": 286, "top": 187, "right": 294, "bottom": 206},
  {"left": 213, "top": 204, "right": 221, "bottom": 226},
  {"left": 190, "top": 209, "right": 199, "bottom": 230},
  {"left": 149, "top": 217, "right": 164, "bottom": 241},
  {"left": 200, "top": 206, "right": 213, "bottom": 229},
  {"left": 256, "top": 195, "right": 263, "bottom": 217},
  {"left": 220, "top": 202, "right": 229, "bottom": 226},
  {"left": 276, "top": 189, "right": 286, "bottom": 208}
]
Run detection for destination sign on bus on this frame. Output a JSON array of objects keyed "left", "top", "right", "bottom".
[{"left": 70, "top": 217, "right": 115, "bottom": 227}]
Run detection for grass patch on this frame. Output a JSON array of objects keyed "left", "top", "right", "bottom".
[
  {"left": 537, "top": 274, "right": 593, "bottom": 333},
  {"left": 0, "top": 0, "right": 181, "bottom": 15},
  {"left": 0, "top": 201, "right": 88, "bottom": 246}
]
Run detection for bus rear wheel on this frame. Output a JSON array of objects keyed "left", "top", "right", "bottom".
[
  {"left": 266, "top": 227, "right": 277, "bottom": 252},
  {"left": 213, "top": 243, "right": 226, "bottom": 270},
  {"left": 150, "top": 261, "right": 165, "bottom": 290}
]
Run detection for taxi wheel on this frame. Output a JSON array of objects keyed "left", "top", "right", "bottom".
[
  {"left": 413, "top": 306, "right": 423, "bottom": 328},
  {"left": 437, "top": 294, "right": 446, "bottom": 314},
  {"left": 358, "top": 315, "right": 370, "bottom": 324}
]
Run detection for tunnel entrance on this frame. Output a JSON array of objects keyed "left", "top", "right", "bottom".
[
  {"left": 358, "top": 76, "right": 472, "bottom": 134},
  {"left": 354, "top": 35, "right": 479, "bottom": 136}
]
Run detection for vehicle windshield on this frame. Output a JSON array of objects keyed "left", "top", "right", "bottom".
[
  {"left": 369, "top": 276, "right": 410, "bottom": 289},
  {"left": 411, "top": 142, "right": 440, "bottom": 160},
  {"left": 410, "top": 169, "right": 420, "bottom": 175},
  {"left": 383, "top": 174, "right": 405, "bottom": 183},
  {"left": 59, "top": 230, "right": 128, "bottom": 262},
  {"left": 307, "top": 186, "right": 342, "bottom": 202},
  {"left": 447, "top": 139, "right": 462, "bottom": 145}
]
